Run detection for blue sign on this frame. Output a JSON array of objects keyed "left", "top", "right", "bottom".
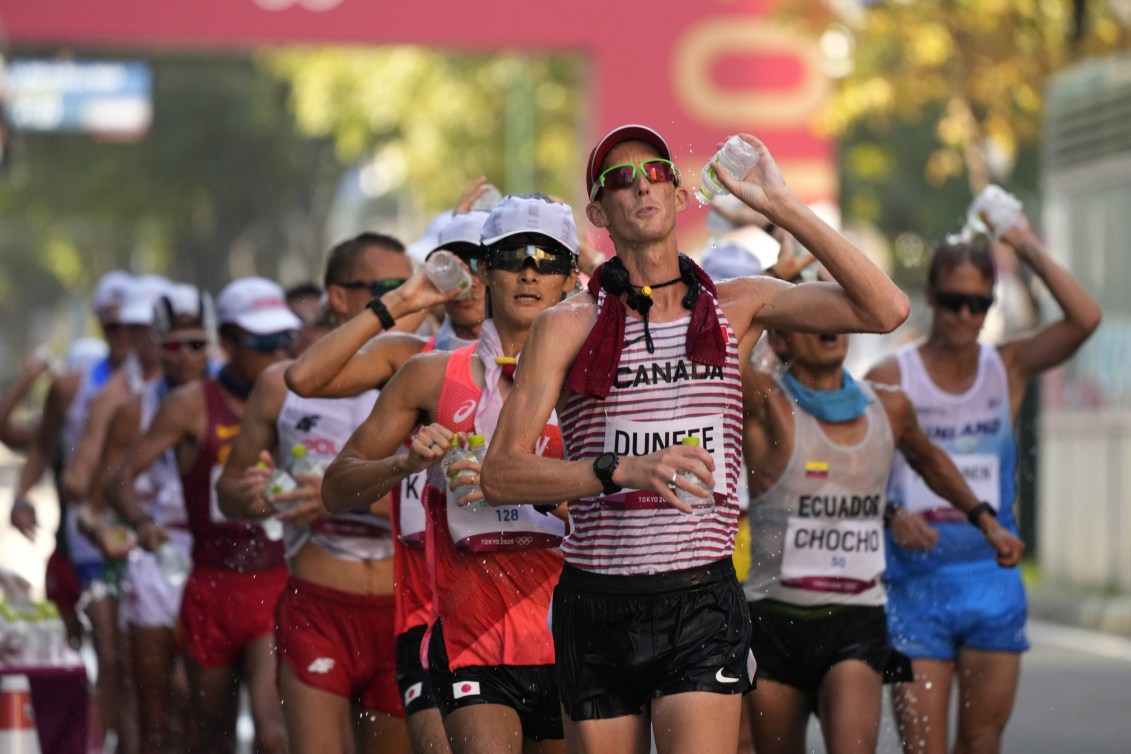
[{"left": 6, "top": 60, "right": 152, "bottom": 138}]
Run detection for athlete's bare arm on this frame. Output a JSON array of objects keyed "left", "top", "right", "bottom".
[
  {"left": 61, "top": 372, "right": 128, "bottom": 502},
  {"left": 739, "top": 364, "right": 793, "bottom": 499},
  {"left": 875, "top": 383, "right": 1025, "bottom": 566},
  {"left": 9, "top": 372, "right": 78, "bottom": 540},
  {"left": 994, "top": 222, "right": 1101, "bottom": 416},
  {"left": 0, "top": 353, "right": 51, "bottom": 450},
  {"left": 217, "top": 362, "right": 288, "bottom": 522},
  {"left": 481, "top": 301, "right": 712, "bottom": 514},
  {"left": 322, "top": 351, "right": 448, "bottom": 514},
  {"left": 285, "top": 269, "right": 454, "bottom": 398},
  {"left": 104, "top": 383, "right": 205, "bottom": 551},
  {"left": 712, "top": 136, "right": 909, "bottom": 342}
]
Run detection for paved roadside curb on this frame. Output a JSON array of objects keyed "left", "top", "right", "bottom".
[{"left": 1027, "top": 580, "right": 1131, "bottom": 639}]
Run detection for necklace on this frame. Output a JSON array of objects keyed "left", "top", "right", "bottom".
[{"left": 630, "top": 275, "right": 683, "bottom": 297}]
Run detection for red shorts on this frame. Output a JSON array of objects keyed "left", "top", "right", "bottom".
[
  {"left": 45, "top": 552, "right": 81, "bottom": 617},
  {"left": 275, "top": 577, "right": 404, "bottom": 717},
  {"left": 179, "top": 565, "right": 287, "bottom": 668}
]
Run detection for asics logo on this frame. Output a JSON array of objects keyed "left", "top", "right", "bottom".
[
  {"left": 715, "top": 668, "right": 740, "bottom": 684},
  {"left": 452, "top": 399, "right": 477, "bottom": 425}
]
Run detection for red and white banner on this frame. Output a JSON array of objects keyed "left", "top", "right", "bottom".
[{"left": 0, "top": 0, "right": 835, "bottom": 203}]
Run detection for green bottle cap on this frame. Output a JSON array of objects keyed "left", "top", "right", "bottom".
[{"left": 681, "top": 437, "right": 700, "bottom": 446}]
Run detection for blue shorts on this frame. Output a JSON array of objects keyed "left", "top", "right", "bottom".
[{"left": 884, "top": 560, "right": 1029, "bottom": 660}]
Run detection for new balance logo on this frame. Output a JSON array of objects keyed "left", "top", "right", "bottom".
[{"left": 307, "top": 658, "right": 335, "bottom": 674}]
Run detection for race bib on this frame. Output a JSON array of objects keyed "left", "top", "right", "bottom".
[
  {"left": 780, "top": 517, "right": 884, "bottom": 592},
  {"left": 397, "top": 470, "right": 428, "bottom": 547},
  {"left": 599, "top": 414, "right": 726, "bottom": 510},
  {"left": 901, "top": 453, "right": 1000, "bottom": 518},
  {"left": 444, "top": 489, "right": 564, "bottom": 553}
]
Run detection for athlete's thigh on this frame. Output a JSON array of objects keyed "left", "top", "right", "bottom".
[
  {"left": 562, "top": 709, "right": 651, "bottom": 754},
  {"left": 890, "top": 659, "right": 953, "bottom": 754},
  {"left": 954, "top": 648, "right": 1020, "bottom": 754},
  {"left": 243, "top": 633, "right": 285, "bottom": 727},
  {"left": 444, "top": 703, "right": 525, "bottom": 754},
  {"left": 651, "top": 691, "right": 742, "bottom": 754},
  {"left": 745, "top": 679, "right": 810, "bottom": 754},
  {"left": 279, "top": 661, "right": 352, "bottom": 754},
  {"left": 185, "top": 657, "right": 241, "bottom": 753},
  {"left": 817, "top": 660, "right": 883, "bottom": 754},
  {"left": 357, "top": 707, "right": 412, "bottom": 754},
  {"left": 406, "top": 708, "right": 451, "bottom": 754}
]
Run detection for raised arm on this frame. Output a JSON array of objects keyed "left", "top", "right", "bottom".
[
  {"left": 322, "top": 352, "right": 446, "bottom": 514},
  {"left": 714, "top": 135, "right": 909, "bottom": 337},
  {"left": 995, "top": 220, "right": 1101, "bottom": 396},
  {"left": 879, "top": 385, "right": 1024, "bottom": 567},
  {"left": 285, "top": 269, "right": 453, "bottom": 398}
]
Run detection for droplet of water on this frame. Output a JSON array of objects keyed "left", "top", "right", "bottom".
[{"left": 924, "top": 681, "right": 933, "bottom": 690}]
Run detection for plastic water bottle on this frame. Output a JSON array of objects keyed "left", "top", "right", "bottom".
[
  {"left": 675, "top": 437, "right": 714, "bottom": 516},
  {"left": 260, "top": 460, "right": 295, "bottom": 541},
  {"left": 965, "top": 184, "right": 1023, "bottom": 239},
  {"left": 155, "top": 540, "right": 192, "bottom": 587},
  {"left": 695, "top": 135, "right": 760, "bottom": 205},
  {"left": 451, "top": 434, "right": 487, "bottom": 509},
  {"left": 425, "top": 250, "right": 473, "bottom": 301},
  {"left": 471, "top": 183, "right": 503, "bottom": 212},
  {"left": 289, "top": 444, "right": 325, "bottom": 479}
]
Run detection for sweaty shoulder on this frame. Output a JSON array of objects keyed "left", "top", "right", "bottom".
[
  {"left": 868, "top": 379, "right": 913, "bottom": 436},
  {"left": 532, "top": 292, "right": 599, "bottom": 355}
]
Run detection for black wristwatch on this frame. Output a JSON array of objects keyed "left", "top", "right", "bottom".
[
  {"left": 592, "top": 452, "right": 622, "bottom": 495},
  {"left": 966, "top": 501, "right": 996, "bottom": 528}
]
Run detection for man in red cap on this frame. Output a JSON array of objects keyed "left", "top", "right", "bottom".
[{"left": 481, "top": 125, "right": 910, "bottom": 754}]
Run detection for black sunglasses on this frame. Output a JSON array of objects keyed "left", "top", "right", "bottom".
[
  {"left": 933, "top": 290, "right": 995, "bottom": 315},
  {"left": 485, "top": 244, "right": 575, "bottom": 275},
  {"left": 238, "top": 331, "right": 296, "bottom": 354},
  {"left": 335, "top": 278, "right": 408, "bottom": 298},
  {"left": 159, "top": 338, "right": 208, "bottom": 354}
]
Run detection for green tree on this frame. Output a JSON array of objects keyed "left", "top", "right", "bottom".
[
  {"left": 0, "top": 51, "right": 339, "bottom": 364},
  {"left": 261, "top": 47, "right": 584, "bottom": 212}
]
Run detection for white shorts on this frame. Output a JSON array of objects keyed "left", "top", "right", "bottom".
[{"left": 120, "top": 529, "right": 192, "bottom": 629}]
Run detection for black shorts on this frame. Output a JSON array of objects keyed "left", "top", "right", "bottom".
[
  {"left": 426, "top": 620, "right": 563, "bottom": 741},
  {"left": 553, "top": 558, "right": 754, "bottom": 721},
  {"left": 395, "top": 625, "right": 441, "bottom": 716},
  {"left": 748, "top": 600, "right": 912, "bottom": 701}
]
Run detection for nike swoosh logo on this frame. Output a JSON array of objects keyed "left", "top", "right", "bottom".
[{"left": 715, "top": 668, "right": 740, "bottom": 684}]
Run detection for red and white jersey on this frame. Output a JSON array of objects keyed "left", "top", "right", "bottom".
[
  {"left": 423, "top": 344, "right": 562, "bottom": 669},
  {"left": 559, "top": 293, "right": 743, "bottom": 575}
]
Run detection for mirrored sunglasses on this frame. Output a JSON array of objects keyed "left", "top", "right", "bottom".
[
  {"left": 336, "top": 278, "right": 408, "bottom": 298},
  {"left": 590, "top": 158, "right": 679, "bottom": 201},
  {"left": 485, "top": 244, "right": 575, "bottom": 275},
  {"left": 238, "top": 330, "right": 296, "bottom": 354},
  {"left": 934, "top": 290, "right": 995, "bottom": 315},
  {"left": 159, "top": 338, "right": 208, "bottom": 354}
]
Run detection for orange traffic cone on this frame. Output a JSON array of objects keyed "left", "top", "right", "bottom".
[{"left": 0, "top": 675, "right": 41, "bottom": 754}]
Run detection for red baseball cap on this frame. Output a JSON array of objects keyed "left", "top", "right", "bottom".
[{"left": 586, "top": 124, "right": 673, "bottom": 199}]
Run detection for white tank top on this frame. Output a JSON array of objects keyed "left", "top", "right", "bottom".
[
  {"left": 137, "top": 379, "right": 188, "bottom": 528},
  {"left": 275, "top": 389, "right": 395, "bottom": 562},
  {"left": 559, "top": 291, "right": 743, "bottom": 575},
  {"left": 744, "top": 378, "right": 891, "bottom": 607}
]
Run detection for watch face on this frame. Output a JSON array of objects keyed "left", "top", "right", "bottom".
[{"left": 596, "top": 452, "right": 617, "bottom": 474}]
